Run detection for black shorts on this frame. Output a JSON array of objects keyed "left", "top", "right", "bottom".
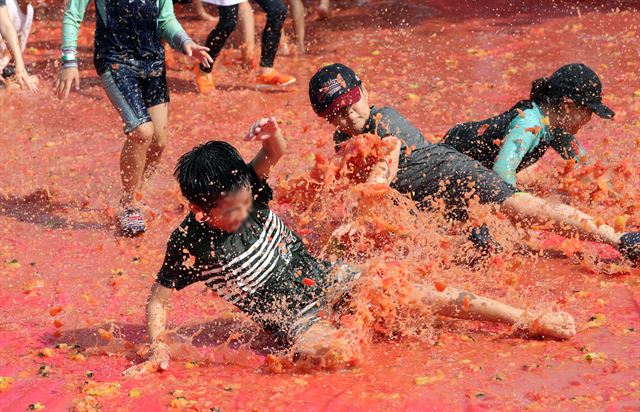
[
  {"left": 285, "top": 264, "right": 361, "bottom": 345},
  {"left": 99, "top": 63, "right": 169, "bottom": 133},
  {"left": 394, "top": 143, "right": 516, "bottom": 220}
]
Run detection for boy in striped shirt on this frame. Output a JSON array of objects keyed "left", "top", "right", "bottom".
[{"left": 125, "top": 118, "right": 576, "bottom": 375}]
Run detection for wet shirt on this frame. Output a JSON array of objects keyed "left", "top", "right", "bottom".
[
  {"left": 493, "top": 102, "right": 586, "bottom": 185},
  {"left": 61, "top": 0, "right": 190, "bottom": 73},
  {"left": 156, "top": 167, "right": 333, "bottom": 341},
  {"left": 333, "top": 106, "right": 437, "bottom": 190},
  {"left": 332, "top": 106, "right": 516, "bottom": 216},
  {"left": 442, "top": 101, "right": 586, "bottom": 186},
  {"left": 334, "top": 106, "right": 430, "bottom": 155}
]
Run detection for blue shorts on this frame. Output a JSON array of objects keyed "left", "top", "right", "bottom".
[{"left": 100, "top": 63, "right": 170, "bottom": 134}]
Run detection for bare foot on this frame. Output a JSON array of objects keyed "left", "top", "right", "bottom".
[
  {"left": 291, "top": 320, "right": 355, "bottom": 369},
  {"left": 295, "top": 41, "right": 306, "bottom": 55},
  {"left": 317, "top": 5, "right": 330, "bottom": 20},
  {"left": 519, "top": 311, "right": 576, "bottom": 339},
  {"left": 292, "top": 320, "right": 337, "bottom": 358},
  {"left": 122, "top": 342, "right": 170, "bottom": 377}
]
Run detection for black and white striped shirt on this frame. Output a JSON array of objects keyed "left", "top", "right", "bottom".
[{"left": 157, "top": 168, "right": 333, "bottom": 342}]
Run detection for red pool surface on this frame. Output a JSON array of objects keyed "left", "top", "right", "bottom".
[{"left": 1, "top": 0, "right": 639, "bottom": 410}]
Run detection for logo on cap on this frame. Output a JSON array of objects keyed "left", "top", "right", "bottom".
[{"left": 318, "top": 75, "right": 348, "bottom": 104}]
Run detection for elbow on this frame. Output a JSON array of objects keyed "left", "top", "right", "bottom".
[{"left": 279, "top": 138, "right": 288, "bottom": 157}]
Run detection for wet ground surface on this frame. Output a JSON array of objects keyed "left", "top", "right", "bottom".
[{"left": 1, "top": 0, "right": 640, "bottom": 410}]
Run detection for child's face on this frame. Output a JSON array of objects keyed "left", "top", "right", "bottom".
[
  {"left": 328, "top": 87, "right": 371, "bottom": 136},
  {"left": 558, "top": 100, "right": 593, "bottom": 134},
  {"left": 191, "top": 186, "right": 253, "bottom": 233}
]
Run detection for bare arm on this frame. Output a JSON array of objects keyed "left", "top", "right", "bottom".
[
  {"left": 245, "top": 117, "right": 287, "bottom": 179},
  {"left": 123, "top": 282, "right": 173, "bottom": 376},
  {"left": 0, "top": 5, "right": 37, "bottom": 91},
  {"left": 146, "top": 282, "right": 173, "bottom": 342},
  {"left": 366, "top": 135, "right": 402, "bottom": 184}
]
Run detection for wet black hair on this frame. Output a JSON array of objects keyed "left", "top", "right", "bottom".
[
  {"left": 174, "top": 141, "right": 252, "bottom": 210},
  {"left": 529, "top": 77, "right": 564, "bottom": 106},
  {"left": 529, "top": 64, "right": 610, "bottom": 117}
]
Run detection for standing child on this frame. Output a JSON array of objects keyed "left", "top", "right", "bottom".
[
  {"left": 54, "top": 0, "right": 213, "bottom": 236},
  {"left": 192, "top": 0, "right": 295, "bottom": 93},
  {"left": 0, "top": 0, "right": 37, "bottom": 91},
  {"left": 124, "top": 118, "right": 576, "bottom": 375},
  {"left": 441, "top": 64, "right": 614, "bottom": 187},
  {"left": 308, "top": 64, "right": 640, "bottom": 265}
]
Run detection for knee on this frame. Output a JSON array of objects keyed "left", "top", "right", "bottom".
[
  {"left": 218, "top": 16, "right": 238, "bottom": 36},
  {"left": 127, "top": 123, "right": 154, "bottom": 145},
  {"left": 267, "top": 3, "right": 287, "bottom": 25},
  {"left": 152, "top": 129, "right": 169, "bottom": 151}
]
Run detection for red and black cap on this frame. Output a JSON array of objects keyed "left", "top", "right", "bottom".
[
  {"left": 309, "top": 64, "right": 363, "bottom": 120},
  {"left": 534, "top": 63, "right": 615, "bottom": 119}
]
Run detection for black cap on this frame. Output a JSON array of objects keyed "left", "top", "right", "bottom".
[
  {"left": 544, "top": 63, "right": 614, "bottom": 119},
  {"left": 309, "top": 63, "right": 363, "bottom": 119}
]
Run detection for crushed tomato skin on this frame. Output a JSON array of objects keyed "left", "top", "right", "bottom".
[
  {"left": 302, "top": 277, "right": 317, "bottom": 286},
  {"left": 49, "top": 306, "right": 63, "bottom": 316}
]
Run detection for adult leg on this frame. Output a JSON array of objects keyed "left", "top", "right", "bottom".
[
  {"left": 317, "top": 0, "right": 330, "bottom": 19},
  {"left": 289, "top": 0, "right": 305, "bottom": 54},
  {"left": 254, "top": 0, "right": 287, "bottom": 69},
  {"left": 253, "top": 0, "right": 295, "bottom": 87},
  {"left": 192, "top": 0, "right": 215, "bottom": 21},
  {"left": 237, "top": 1, "right": 255, "bottom": 66},
  {"left": 201, "top": 4, "right": 239, "bottom": 72}
]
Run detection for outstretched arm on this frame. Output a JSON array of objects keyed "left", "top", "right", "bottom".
[
  {"left": 366, "top": 135, "right": 402, "bottom": 184},
  {"left": 158, "top": 0, "right": 212, "bottom": 66},
  {"left": 246, "top": 117, "right": 287, "bottom": 179},
  {"left": 0, "top": 5, "right": 37, "bottom": 91},
  {"left": 123, "top": 282, "right": 173, "bottom": 376},
  {"left": 550, "top": 132, "right": 588, "bottom": 164}
]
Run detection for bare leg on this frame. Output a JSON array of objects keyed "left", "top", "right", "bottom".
[
  {"left": 317, "top": 0, "right": 330, "bottom": 19},
  {"left": 120, "top": 122, "right": 154, "bottom": 207},
  {"left": 501, "top": 192, "right": 623, "bottom": 246},
  {"left": 289, "top": 0, "right": 305, "bottom": 54},
  {"left": 414, "top": 283, "right": 576, "bottom": 339},
  {"left": 142, "top": 103, "right": 169, "bottom": 182},
  {"left": 193, "top": 0, "right": 215, "bottom": 21},
  {"left": 237, "top": 1, "right": 255, "bottom": 66}
]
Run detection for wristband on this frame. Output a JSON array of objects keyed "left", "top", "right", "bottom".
[
  {"left": 62, "top": 60, "right": 78, "bottom": 69},
  {"left": 61, "top": 53, "right": 77, "bottom": 63}
]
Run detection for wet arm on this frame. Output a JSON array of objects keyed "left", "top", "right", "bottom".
[
  {"left": 366, "top": 135, "right": 402, "bottom": 184},
  {"left": 250, "top": 120, "right": 287, "bottom": 179},
  {"left": 493, "top": 125, "right": 536, "bottom": 186},
  {"left": 551, "top": 132, "right": 589, "bottom": 165},
  {"left": 146, "top": 281, "right": 173, "bottom": 343},
  {"left": 158, "top": 0, "right": 192, "bottom": 53},
  {"left": 61, "top": 0, "right": 91, "bottom": 68}
]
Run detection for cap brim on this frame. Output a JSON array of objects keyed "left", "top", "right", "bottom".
[
  {"left": 588, "top": 102, "right": 615, "bottom": 119},
  {"left": 319, "top": 87, "right": 362, "bottom": 120}
]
